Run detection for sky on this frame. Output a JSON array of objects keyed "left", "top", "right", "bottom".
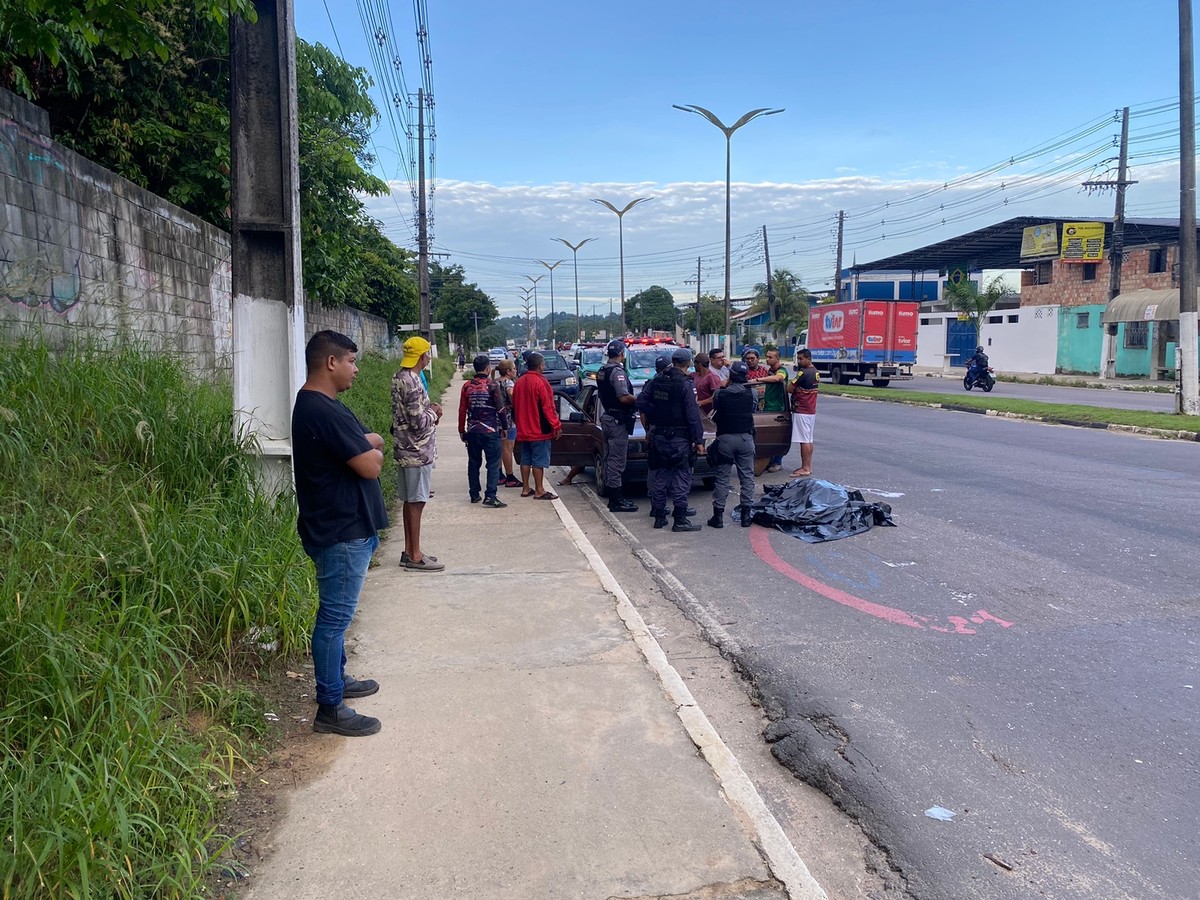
[{"left": 294, "top": 0, "right": 1195, "bottom": 318}]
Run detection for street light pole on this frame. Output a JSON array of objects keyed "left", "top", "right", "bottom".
[
  {"left": 673, "top": 103, "right": 784, "bottom": 351},
  {"left": 538, "top": 260, "right": 563, "bottom": 348},
  {"left": 590, "top": 197, "right": 652, "bottom": 332},
  {"left": 518, "top": 286, "right": 535, "bottom": 346},
  {"left": 552, "top": 237, "right": 597, "bottom": 344},
  {"left": 523, "top": 274, "right": 544, "bottom": 347}
]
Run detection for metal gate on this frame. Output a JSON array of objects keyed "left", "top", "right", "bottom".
[{"left": 946, "top": 319, "right": 978, "bottom": 366}]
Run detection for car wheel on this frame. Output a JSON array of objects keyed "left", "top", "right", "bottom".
[
  {"left": 593, "top": 449, "right": 605, "bottom": 497},
  {"left": 871, "top": 379, "right": 890, "bottom": 388}
]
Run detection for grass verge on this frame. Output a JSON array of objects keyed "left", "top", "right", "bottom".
[
  {"left": 821, "top": 384, "right": 1200, "bottom": 435},
  {"left": 0, "top": 341, "right": 315, "bottom": 898}
]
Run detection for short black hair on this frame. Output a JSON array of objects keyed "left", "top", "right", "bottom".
[
  {"left": 305, "top": 330, "right": 357, "bottom": 373},
  {"left": 526, "top": 351, "right": 545, "bottom": 370},
  {"left": 797, "top": 348, "right": 812, "bottom": 361}
]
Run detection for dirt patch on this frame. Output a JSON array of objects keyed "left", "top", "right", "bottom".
[{"left": 206, "top": 661, "right": 337, "bottom": 898}]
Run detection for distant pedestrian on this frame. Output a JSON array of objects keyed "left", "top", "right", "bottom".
[
  {"left": 596, "top": 338, "right": 639, "bottom": 513},
  {"left": 707, "top": 361, "right": 757, "bottom": 529},
  {"left": 494, "top": 359, "right": 521, "bottom": 487},
  {"left": 392, "top": 336, "right": 444, "bottom": 571},
  {"left": 292, "top": 330, "right": 387, "bottom": 737},
  {"left": 512, "top": 351, "right": 562, "bottom": 499},
  {"left": 752, "top": 348, "right": 788, "bottom": 471},
  {"left": 786, "top": 348, "right": 819, "bottom": 478},
  {"left": 456, "top": 346, "right": 466, "bottom": 371},
  {"left": 640, "top": 347, "right": 705, "bottom": 532},
  {"left": 691, "top": 352, "right": 722, "bottom": 413},
  {"left": 459, "top": 354, "right": 509, "bottom": 509}
]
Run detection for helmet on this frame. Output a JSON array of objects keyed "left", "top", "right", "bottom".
[
  {"left": 606, "top": 338, "right": 626, "bottom": 358},
  {"left": 976, "top": 346, "right": 984, "bottom": 353}
]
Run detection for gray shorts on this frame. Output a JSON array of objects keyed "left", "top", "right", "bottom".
[{"left": 397, "top": 464, "right": 433, "bottom": 502}]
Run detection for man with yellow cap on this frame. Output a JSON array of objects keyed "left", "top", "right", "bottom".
[{"left": 392, "top": 337, "right": 444, "bottom": 571}]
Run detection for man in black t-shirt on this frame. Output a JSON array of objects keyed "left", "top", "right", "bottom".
[{"left": 292, "top": 330, "right": 389, "bottom": 737}]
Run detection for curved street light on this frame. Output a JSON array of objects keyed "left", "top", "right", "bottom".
[
  {"left": 517, "top": 286, "right": 536, "bottom": 346},
  {"left": 537, "top": 260, "right": 563, "bottom": 347},
  {"left": 552, "top": 237, "right": 597, "bottom": 343},
  {"left": 590, "top": 197, "right": 652, "bottom": 331},
  {"left": 523, "top": 274, "right": 545, "bottom": 346},
  {"left": 673, "top": 103, "right": 783, "bottom": 347}
]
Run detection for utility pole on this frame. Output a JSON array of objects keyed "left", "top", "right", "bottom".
[
  {"left": 417, "top": 88, "right": 430, "bottom": 341},
  {"left": 1085, "top": 108, "right": 1135, "bottom": 379},
  {"left": 1179, "top": 0, "right": 1199, "bottom": 414},
  {"left": 762, "top": 225, "right": 775, "bottom": 325},
  {"left": 834, "top": 210, "right": 845, "bottom": 301},
  {"left": 470, "top": 311, "right": 481, "bottom": 352}
]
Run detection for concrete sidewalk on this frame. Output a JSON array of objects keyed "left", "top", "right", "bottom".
[{"left": 244, "top": 379, "right": 828, "bottom": 900}]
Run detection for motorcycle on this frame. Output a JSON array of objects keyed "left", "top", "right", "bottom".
[{"left": 963, "top": 365, "right": 996, "bottom": 392}]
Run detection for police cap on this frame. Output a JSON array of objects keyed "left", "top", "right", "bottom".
[
  {"left": 729, "top": 361, "right": 749, "bottom": 382},
  {"left": 655, "top": 355, "right": 671, "bottom": 372},
  {"left": 671, "top": 347, "right": 691, "bottom": 363},
  {"left": 606, "top": 339, "right": 626, "bottom": 357}
]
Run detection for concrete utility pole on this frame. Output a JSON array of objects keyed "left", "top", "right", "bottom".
[
  {"left": 762, "top": 225, "right": 775, "bottom": 325},
  {"left": 417, "top": 88, "right": 431, "bottom": 340},
  {"left": 1179, "top": 0, "right": 1200, "bottom": 414},
  {"left": 1087, "top": 108, "right": 1134, "bottom": 379},
  {"left": 471, "top": 311, "right": 481, "bottom": 353},
  {"left": 834, "top": 210, "right": 845, "bottom": 302},
  {"left": 230, "top": 0, "right": 305, "bottom": 493}
]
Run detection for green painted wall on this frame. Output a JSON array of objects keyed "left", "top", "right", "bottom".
[
  {"left": 1057, "top": 305, "right": 1104, "bottom": 374},
  {"left": 1115, "top": 323, "right": 1152, "bottom": 377}
]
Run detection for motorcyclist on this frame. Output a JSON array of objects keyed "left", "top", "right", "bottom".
[{"left": 966, "top": 346, "right": 990, "bottom": 381}]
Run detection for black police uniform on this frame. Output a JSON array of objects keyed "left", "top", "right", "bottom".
[
  {"left": 596, "top": 353, "right": 636, "bottom": 511},
  {"left": 708, "top": 376, "right": 757, "bottom": 527},
  {"left": 643, "top": 362, "right": 704, "bottom": 531}
]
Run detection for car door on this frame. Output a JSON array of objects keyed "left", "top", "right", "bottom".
[
  {"left": 550, "top": 389, "right": 600, "bottom": 467},
  {"left": 752, "top": 407, "right": 791, "bottom": 474}
]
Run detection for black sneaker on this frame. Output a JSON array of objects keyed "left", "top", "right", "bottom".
[
  {"left": 482, "top": 496, "right": 507, "bottom": 508},
  {"left": 342, "top": 676, "right": 379, "bottom": 699},
  {"left": 313, "top": 702, "right": 381, "bottom": 737},
  {"left": 470, "top": 496, "right": 481, "bottom": 503}
]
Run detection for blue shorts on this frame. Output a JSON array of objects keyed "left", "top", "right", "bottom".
[
  {"left": 521, "top": 439, "right": 551, "bottom": 468},
  {"left": 506, "top": 424, "right": 517, "bottom": 441}
]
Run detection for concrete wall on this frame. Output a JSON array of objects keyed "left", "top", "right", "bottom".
[
  {"left": 0, "top": 88, "right": 391, "bottom": 377},
  {"left": 1022, "top": 246, "right": 1178, "bottom": 309},
  {"left": 917, "top": 306, "right": 1058, "bottom": 374}
]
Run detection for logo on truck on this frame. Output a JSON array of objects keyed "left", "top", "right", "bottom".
[{"left": 822, "top": 311, "right": 844, "bottom": 333}]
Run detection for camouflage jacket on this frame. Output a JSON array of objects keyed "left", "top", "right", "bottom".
[{"left": 391, "top": 367, "right": 438, "bottom": 466}]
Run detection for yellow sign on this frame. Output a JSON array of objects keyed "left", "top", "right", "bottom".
[
  {"left": 1020, "top": 224, "right": 1058, "bottom": 259},
  {"left": 1060, "top": 222, "right": 1105, "bottom": 263}
]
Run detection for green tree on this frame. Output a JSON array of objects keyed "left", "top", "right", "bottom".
[
  {"left": 944, "top": 275, "right": 1010, "bottom": 345},
  {"left": 679, "top": 294, "right": 725, "bottom": 337},
  {"left": 346, "top": 221, "right": 417, "bottom": 333},
  {"left": 751, "top": 268, "right": 811, "bottom": 339},
  {"left": 624, "top": 285, "right": 676, "bottom": 332},
  {"left": 429, "top": 262, "right": 499, "bottom": 349}
]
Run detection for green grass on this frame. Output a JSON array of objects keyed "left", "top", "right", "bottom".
[
  {"left": 0, "top": 340, "right": 316, "bottom": 898},
  {"left": 822, "top": 383, "right": 1200, "bottom": 434}
]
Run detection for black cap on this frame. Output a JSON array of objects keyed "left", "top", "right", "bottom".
[
  {"left": 655, "top": 355, "right": 671, "bottom": 372},
  {"left": 671, "top": 347, "right": 691, "bottom": 363},
  {"left": 606, "top": 338, "right": 626, "bottom": 357},
  {"left": 730, "top": 361, "right": 749, "bottom": 381},
  {"left": 472, "top": 354, "right": 490, "bottom": 373}
]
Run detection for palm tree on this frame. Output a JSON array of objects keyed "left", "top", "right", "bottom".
[
  {"left": 943, "top": 275, "right": 1010, "bottom": 346},
  {"left": 751, "top": 267, "right": 810, "bottom": 343}
]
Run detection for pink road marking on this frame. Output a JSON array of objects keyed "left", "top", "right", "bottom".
[{"left": 748, "top": 527, "right": 1015, "bottom": 633}]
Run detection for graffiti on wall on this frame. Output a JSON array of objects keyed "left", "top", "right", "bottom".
[{"left": 1, "top": 117, "right": 85, "bottom": 314}]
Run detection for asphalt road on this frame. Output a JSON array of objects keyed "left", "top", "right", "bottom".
[
  {"left": 566, "top": 399, "right": 1200, "bottom": 900},
  {"left": 885, "top": 375, "right": 1178, "bottom": 412}
]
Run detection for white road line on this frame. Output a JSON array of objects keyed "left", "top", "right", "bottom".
[{"left": 551, "top": 495, "right": 829, "bottom": 900}]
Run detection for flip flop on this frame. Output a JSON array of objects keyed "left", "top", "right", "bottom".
[
  {"left": 521, "top": 489, "right": 535, "bottom": 497},
  {"left": 534, "top": 492, "right": 558, "bottom": 500},
  {"left": 790, "top": 469, "right": 812, "bottom": 478},
  {"left": 556, "top": 478, "right": 574, "bottom": 486}
]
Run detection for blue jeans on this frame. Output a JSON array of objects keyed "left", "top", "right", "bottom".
[
  {"left": 466, "top": 430, "right": 502, "bottom": 500},
  {"left": 305, "top": 535, "right": 379, "bottom": 706}
]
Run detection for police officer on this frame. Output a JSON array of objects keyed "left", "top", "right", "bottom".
[
  {"left": 596, "top": 339, "right": 639, "bottom": 512},
  {"left": 707, "top": 361, "right": 757, "bottom": 529},
  {"left": 639, "top": 347, "right": 705, "bottom": 532}
]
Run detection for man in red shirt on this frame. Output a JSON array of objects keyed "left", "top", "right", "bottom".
[
  {"left": 691, "top": 352, "right": 723, "bottom": 413},
  {"left": 512, "top": 352, "right": 562, "bottom": 499},
  {"left": 785, "top": 348, "right": 819, "bottom": 477}
]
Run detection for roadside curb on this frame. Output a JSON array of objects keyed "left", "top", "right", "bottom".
[
  {"left": 551, "top": 489, "right": 828, "bottom": 900},
  {"left": 826, "top": 393, "right": 1200, "bottom": 442}
]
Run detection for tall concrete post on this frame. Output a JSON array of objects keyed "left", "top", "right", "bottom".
[{"left": 230, "top": 0, "right": 306, "bottom": 492}]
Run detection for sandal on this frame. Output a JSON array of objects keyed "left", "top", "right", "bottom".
[
  {"left": 534, "top": 492, "right": 559, "bottom": 500},
  {"left": 556, "top": 478, "right": 574, "bottom": 487},
  {"left": 790, "top": 469, "right": 812, "bottom": 478},
  {"left": 521, "top": 489, "right": 535, "bottom": 497}
]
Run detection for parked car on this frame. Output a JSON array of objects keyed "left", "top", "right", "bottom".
[
  {"left": 516, "top": 349, "right": 579, "bottom": 398},
  {"left": 571, "top": 345, "right": 607, "bottom": 382},
  {"left": 624, "top": 343, "right": 692, "bottom": 388},
  {"left": 551, "top": 383, "right": 790, "bottom": 485}
]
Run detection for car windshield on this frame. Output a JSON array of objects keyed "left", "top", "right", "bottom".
[
  {"left": 627, "top": 347, "right": 670, "bottom": 369},
  {"left": 541, "top": 352, "right": 568, "bottom": 371},
  {"left": 489, "top": 348, "right": 506, "bottom": 356},
  {"left": 582, "top": 349, "right": 605, "bottom": 365}
]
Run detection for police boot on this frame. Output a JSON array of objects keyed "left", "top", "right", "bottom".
[
  {"left": 652, "top": 508, "right": 670, "bottom": 529},
  {"left": 607, "top": 491, "right": 639, "bottom": 513},
  {"left": 707, "top": 506, "right": 725, "bottom": 529},
  {"left": 650, "top": 505, "right": 695, "bottom": 518},
  {"left": 672, "top": 507, "right": 702, "bottom": 533},
  {"left": 739, "top": 504, "right": 754, "bottom": 528}
]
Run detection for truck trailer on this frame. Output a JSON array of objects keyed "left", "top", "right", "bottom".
[{"left": 799, "top": 300, "right": 918, "bottom": 386}]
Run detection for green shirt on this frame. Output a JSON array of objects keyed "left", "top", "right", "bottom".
[{"left": 763, "top": 367, "right": 786, "bottom": 412}]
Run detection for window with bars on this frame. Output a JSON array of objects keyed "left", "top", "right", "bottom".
[{"left": 1123, "top": 321, "right": 1148, "bottom": 349}]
